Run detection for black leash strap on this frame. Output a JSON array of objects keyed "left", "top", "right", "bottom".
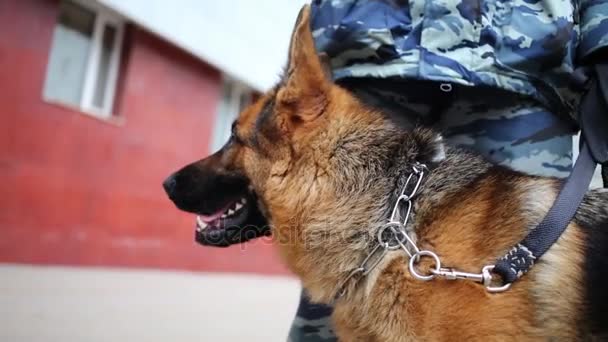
[
  {"left": 494, "top": 63, "right": 608, "bottom": 284},
  {"left": 493, "top": 142, "right": 597, "bottom": 283}
]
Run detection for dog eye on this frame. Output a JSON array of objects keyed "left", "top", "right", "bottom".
[
  {"left": 230, "top": 121, "right": 252, "bottom": 148},
  {"left": 230, "top": 122, "right": 248, "bottom": 146},
  {"left": 230, "top": 130, "right": 246, "bottom": 146},
  {"left": 229, "top": 123, "right": 240, "bottom": 142},
  {"left": 232, "top": 133, "right": 244, "bottom": 145}
]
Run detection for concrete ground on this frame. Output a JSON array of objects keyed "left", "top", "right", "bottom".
[{"left": 0, "top": 264, "right": 301, "bottom": 342}]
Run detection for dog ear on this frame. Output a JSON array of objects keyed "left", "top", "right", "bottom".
[{"left": 277, "top": 5, "right": 330, "bottom": 124}]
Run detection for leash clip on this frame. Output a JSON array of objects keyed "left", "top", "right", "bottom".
[
  {"left": 429, "top": 265, "right": 511, "bottom": 293},
  {"left": 432, "top": 267, "right": 484, "bottom": 282}
]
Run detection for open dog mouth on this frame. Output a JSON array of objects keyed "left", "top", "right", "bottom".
[
  {"left": 193, "top": 193, "right": 270, "bottom": 247},
  {"left": 196, "top": 197, "right": 249, "bottom": 232},
  {"left": 163, "top": 160, "right": 270, "bottom": 248}
]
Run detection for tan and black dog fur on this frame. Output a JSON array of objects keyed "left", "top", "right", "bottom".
[{"left": 164, "top": 5, "right": 608, "bottom": 341}]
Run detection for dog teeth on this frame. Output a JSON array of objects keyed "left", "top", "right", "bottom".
[
  {"left": 216, "top": 199, "right": 247, "bottom": 221},
  {"left": 196, "top": 216, "right": 208, "bottom": 230}
]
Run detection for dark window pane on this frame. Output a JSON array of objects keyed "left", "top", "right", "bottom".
[{"left": 92, "top": 24, "right": 117, "bottom": 109}]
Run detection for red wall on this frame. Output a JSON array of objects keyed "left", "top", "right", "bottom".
[{"left": 0, "top": 0, "right": 289, "bottom": 275}]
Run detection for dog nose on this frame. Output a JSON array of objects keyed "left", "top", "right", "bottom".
[{"left": 163, "top": 174, "right": 178, "bottom": 197}]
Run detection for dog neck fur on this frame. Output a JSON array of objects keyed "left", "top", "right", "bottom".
[{"left": 270, "top": 108, "right": 491, "bottom": 303}]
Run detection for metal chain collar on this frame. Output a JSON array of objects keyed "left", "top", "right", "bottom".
[{"left": 335, "top": 162, "right": 510, "bottom": 302}]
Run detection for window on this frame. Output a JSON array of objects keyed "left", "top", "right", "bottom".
[
  {"left": 210, "top": 78, "right": 254, "bottom": 152},
  {"left": 43, "top": 0, "right": 125, "bottom": 118}
]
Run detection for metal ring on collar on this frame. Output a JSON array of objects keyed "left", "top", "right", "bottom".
[
  {"left": 377, "top": 222, "right": 408, "bottom": 251},
  {"left": 481, "top": 265, "right": 512, "bottom": 293},
  {"left": 409, "top": 250, "right": 441, "bottom": 281}
]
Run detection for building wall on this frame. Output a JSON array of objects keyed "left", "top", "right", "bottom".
[
  {"left": 0, "top": 0, "right": 289, "bottom": 275},
  {"left": 98, "top": 0, "right": 307, "bottom": 91}
]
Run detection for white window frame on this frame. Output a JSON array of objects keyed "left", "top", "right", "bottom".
[
  {"left": 210, "top": 77, "right": 253, "bottom": 152},
  {"left": 44, "top": 0, "right": 125, "bottom": 119}
]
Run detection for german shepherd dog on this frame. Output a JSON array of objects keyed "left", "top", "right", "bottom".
[{"left": 164, "top": 6, "right": 608, "bottom": 341}]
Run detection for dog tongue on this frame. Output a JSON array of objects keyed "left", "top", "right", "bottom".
[
  {"left": 198, "top": 201, "right": 234, "bottom": 223},
  {"left": 198, "top": 211, "right": 224, "bottom": 223}
]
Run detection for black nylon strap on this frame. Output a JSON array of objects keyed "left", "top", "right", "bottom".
[
  {"left": 494, "top": 63, "right": 608, "bottom": 284},
  {"left": 494, "top": 142, "right": 597, "bottom": 283}
]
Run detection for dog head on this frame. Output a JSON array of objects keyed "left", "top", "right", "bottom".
[
  {"left": 162, "top": 5, "right": 340, "bottom": 247},
  {"left": 163, "top": 5, "right": 445, "bottom": 253}
]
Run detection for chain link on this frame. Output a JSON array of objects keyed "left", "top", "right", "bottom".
[{"left": 335, "top": 243, "right": 388, "bottom": 299}]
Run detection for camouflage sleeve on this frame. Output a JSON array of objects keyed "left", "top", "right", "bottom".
[
  {"left": 288, "top": 291, "right": 336, "bottom": 342},
  {"left": 579, "top": 0, "right": 608, "bottom": 58}
]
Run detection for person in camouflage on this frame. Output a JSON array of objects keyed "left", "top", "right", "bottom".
[{"left": 288, "top": 0, "right": 608, "bottom": 340}]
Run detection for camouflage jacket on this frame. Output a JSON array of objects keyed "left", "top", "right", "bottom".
[{"left": 311, "top": 0, "right": 608, "bottom": 120}]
